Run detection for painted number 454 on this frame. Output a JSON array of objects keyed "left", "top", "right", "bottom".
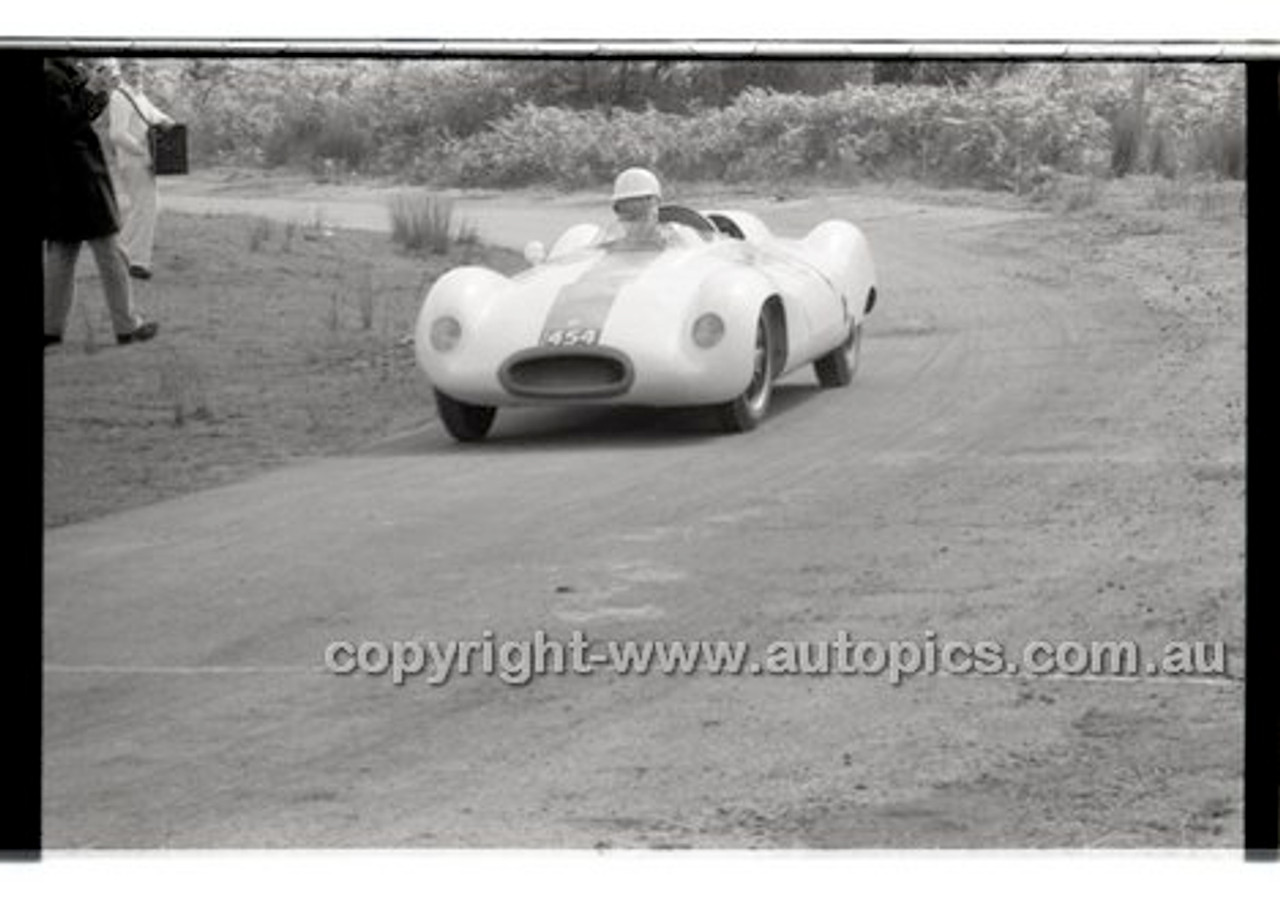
[{"left": 543, "top": 327, "right": 600, "bottom": 347}]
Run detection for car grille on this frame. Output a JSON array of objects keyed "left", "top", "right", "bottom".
[{"left": 499, "top": 348, "right": 634, "bottom": 399}]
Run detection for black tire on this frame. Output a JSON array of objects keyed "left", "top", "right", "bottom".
[
  {"left": 713, "top": 311, "right": 775, "bottom": 433},
  {"left": 813, "top": 321, "right": 863, "bottom": 389},
  {"left": 434, "top": 389, "right": 496, "bottom": 442}
]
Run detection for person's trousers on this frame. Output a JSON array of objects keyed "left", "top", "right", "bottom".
[
  {"left": 44, "top": 236, "right": 143, "bottom": 337},
  {"left": 116, "top": 158, "right": 159, "bottom": 270}
]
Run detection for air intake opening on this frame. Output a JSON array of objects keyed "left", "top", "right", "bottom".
[{"left": 499, "top": 348, "right": 634, "bottom": 399}]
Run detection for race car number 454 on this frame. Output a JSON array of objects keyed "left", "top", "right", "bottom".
[{"left": 542, "top": 327, "right": 601, "bottom": 347}]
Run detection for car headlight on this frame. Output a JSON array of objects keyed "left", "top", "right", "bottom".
[
  {"left": 429, "top": 316, "right": 462, "bottom": 352},
  {"left": 692, "top": 313, "right": 725, "bottom": 349}
]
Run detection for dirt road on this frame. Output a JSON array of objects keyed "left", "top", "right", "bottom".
[{"left": 44, "top": 181, "right": 1245, "bottom": 848}]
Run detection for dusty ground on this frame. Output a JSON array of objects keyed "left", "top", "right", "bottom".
[{"left": 42, "top": 173, "right": 1244, "bottom": 849}]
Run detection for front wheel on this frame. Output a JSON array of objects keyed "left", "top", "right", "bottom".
[
  {"left": 434, "top": 389, "right": 496, "bottom": 442},
  {"left": 712, "top": 311, "right": 775, "bottom": 433},
  {"left": 813, "top": 321, "right": 863, "bottom": 388}
]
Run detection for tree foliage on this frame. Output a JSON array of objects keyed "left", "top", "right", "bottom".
[{"left": 133, "top": 59, "right": 1245, "bottom": 189}]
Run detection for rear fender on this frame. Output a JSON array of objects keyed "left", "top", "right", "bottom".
[{"left": 803, "top": 220, "right": 877, "bottom": 323}]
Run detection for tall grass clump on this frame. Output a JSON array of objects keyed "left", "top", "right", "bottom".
[
  {"left": 356, "top": 263, "right": 376, "bottom": 331},
  {"left": 247, "top": 217, "right": 273, "bottom": 252},
  {"left": 157, "top": 348, "right": 213, "bottom": 426},
  {"left": 388, "top": 191, "right": 471, "bottom": 255}
]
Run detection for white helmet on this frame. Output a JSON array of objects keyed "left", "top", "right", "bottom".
[{"left": 612, "top": 167, "right": 662, "bottom": 203}]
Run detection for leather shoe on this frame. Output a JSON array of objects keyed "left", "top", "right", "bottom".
[
  {"left": 117, "top": 320, "right": 159, "bottom": 345},
  {"left": 129, "top": 265, "right": 153, "bottom": 280}
]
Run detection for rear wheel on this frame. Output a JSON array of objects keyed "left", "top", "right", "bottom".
[
  {"left": 434, "top": 389, "right": 496, "bottom": 442},
  {"left": 813, "top": 321, "right": 862, "bottom": 388},
  {"left": 713, "top": 311, "right": 775, "bottom": 433}
]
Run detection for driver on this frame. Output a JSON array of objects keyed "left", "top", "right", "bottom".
[{"left": 607, "top": 167, "right": 676, "bottom": 249}]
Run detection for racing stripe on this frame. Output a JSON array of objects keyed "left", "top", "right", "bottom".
[{"left": 540, "top": 250, "right": 661, "bottom": 346}]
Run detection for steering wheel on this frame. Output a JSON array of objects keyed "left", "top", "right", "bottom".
[{"left": 657, "top": 205, "right": 718, "bottom": 237}]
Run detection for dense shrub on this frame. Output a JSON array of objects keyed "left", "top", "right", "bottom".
[
  {"left": 263, "top": 103, "right": 373, "bottom": 172},
  {"left": 137, "top": 60, "right": 1245, "bottom": 190},
  {"left": 433, "top": 77, "right": 1114, "bottom": 191}
]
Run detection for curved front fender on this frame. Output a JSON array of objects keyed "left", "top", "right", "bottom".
[{"left": 414, "top": 267, "right": 510, "bottom": 376}]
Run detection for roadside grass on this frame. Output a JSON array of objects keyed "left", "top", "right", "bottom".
[
  {"left": 1144, "top": 176, "right": 1244, "bottom": 218},
  {"left": 1045, "top": 174, "right": 1106, "bottom": 213},
  {"left": 43, "top": 208, "right": 523, "bottom": 528},
  {"left": 1027, "top": 173, "right": 1243, "bottom": 223},
  {"left": 389, "top": 190, "right": 479, "bottom": 255}
]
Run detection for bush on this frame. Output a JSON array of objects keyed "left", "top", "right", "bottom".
[
  {"left": 263, "top": 104, "right": 372, "bottom": 173},
  {"left": 388, "top": 191, "right": 473, "bottom": 255},
  {"left": 1105, "top": 64, "right": 1245, "bottom": 181},
  {"left": 141, "top": 59, "right": 1245, "bottom": 189},
  {"left": 435, "top": 77, "right": 1113, "bottom": 192}
]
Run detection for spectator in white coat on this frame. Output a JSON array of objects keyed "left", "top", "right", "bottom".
[{"left": 106, "top": 59, "right": 175, "bottom": 279}]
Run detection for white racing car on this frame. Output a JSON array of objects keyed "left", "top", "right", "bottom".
[{"left": 414, "top": 204, "right": 877, "bottom": 441}]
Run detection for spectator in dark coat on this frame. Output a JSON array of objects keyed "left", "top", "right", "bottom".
[{"left": 44, "top": 57, "right": 157, "bottom": 347}]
